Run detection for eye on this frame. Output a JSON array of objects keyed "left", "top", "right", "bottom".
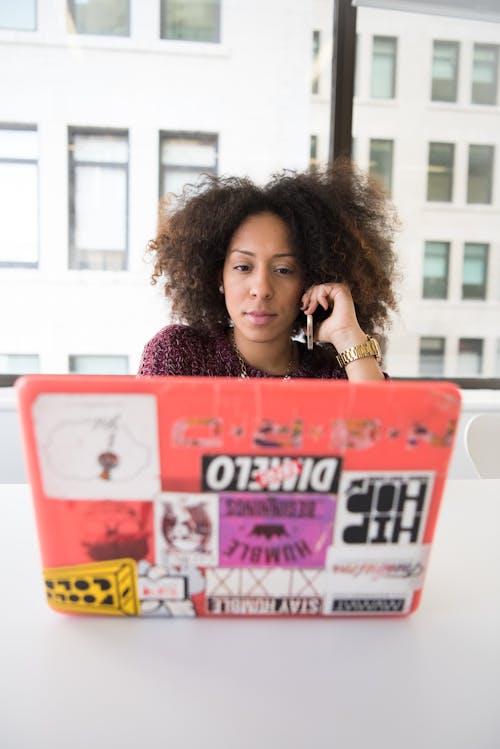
[
  {"left": 275, "top": 266, "right": 295, "bottom": 275},
  {"left": 233, "top": 263, "right": 251, "bottom": 272}
]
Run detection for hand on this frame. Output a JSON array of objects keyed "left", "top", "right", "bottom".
[{"left": 301, "top": 282, "right": 366, "bottom": 351}]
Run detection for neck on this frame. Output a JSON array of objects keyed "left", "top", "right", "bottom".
[{"left": 231, "top": 329, "right": 294, "bottom": 376}]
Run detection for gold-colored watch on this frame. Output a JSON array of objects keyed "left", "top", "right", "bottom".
[{"left": 336, "top": 336, "right": 382, "bottom": 368}]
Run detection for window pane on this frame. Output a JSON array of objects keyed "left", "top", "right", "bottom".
[
  {"left": 462, "top": 243, "right": 488, "bottom": 300},
  {"left": 69, "top": 131, "right": 128, "bottom": 270},
  {"left": 369, "top": 139, "right": 393, "bottom": 194},
  {"left": 467, "top": 145, "right": 494, "bottom": 204},
  {"left": 0, "top": 126, "right": 38, "bottom": 265},
  {"left": 312, "top": 30, "right": 320, "bottom": 95},
  {"left": 371, "top": 37, "right": 396, "bottom": 98},
  {"left": 69, "top": 355, "right": 129, "bottom": 374},
  {"left": 458, "top": 338, "right": 483, "bottom": 375},
  {"left": 432, "top": 41, "right": 458, "bottom": 102},
  {"left": 472, "top": 44, "right": 499, "bottom": 105},
  {"left": 160, "top": 133, "right": 217, "bottom": 198},
  {"left": 423, "top": 241, "right": 449, "bottom": 299},
  {"left": 0, "top": 354, "right": 39, "bottom": 374},
  {"left": 67, "top": 0, "right": 129, "bottom": 36},
  {"left": 419, "top": 337, "right": 445, "bottom": 376},
  {"left": 0, "top": 128, "right": 37, "bottom": 159},
  {"left": 427, "top": 142, "right": 454, "bottom": 202},
  {"left": 74, "top": 165, "right": 127, "bottom": 250},
  {"left": 161, "top": 0, "right": 220, "bottom": 43},
  {"left": 0, "top": 0, "right": 36, "bottom": 30}
]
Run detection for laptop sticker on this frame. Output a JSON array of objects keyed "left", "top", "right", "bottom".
[
  {"left": 43, "top": 558, "right": 140, "bottom": 616},
  {"left": 324, "top": 544, "right": 430, "bottom": 615},
  {"left": 205, "top": 568, "right": 325, "bottom": 615},
  {"left": 154, "top": 492, "right": 219, "bottom": 569},
  {"left": 334, "top": 471, "right": 434, "bottom": 546},
  {"left": 33, "top": 394, "right": 161, "bottom": 500},
  {"left": 137, "top": 560, "right": 196, "bottom": 617},
  {"left": 219, "top": 493, "right": 335, "bottom": 568}
]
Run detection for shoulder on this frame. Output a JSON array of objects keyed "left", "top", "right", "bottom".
[{"left": 138, "top": 324, "right": 212, "bottom": 376}]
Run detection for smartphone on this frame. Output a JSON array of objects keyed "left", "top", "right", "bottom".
[{"left": 305, "top": 306, "right": 330, "bottom": 350}]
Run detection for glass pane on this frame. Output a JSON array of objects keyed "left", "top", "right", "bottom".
[
  {"left": 0, "top": 354, "right": 39, "bottom": 374},
  {"left": 427, "top": 143, "right": 454, "bottom": 201},
  {"left": 432, "top": 41, "right": 458, "bottom": 102},
  {"left": 0, "top": 0, "right": 36, "bottom": 30},
  {"left": 72, "top": 134, "right": 128, "bottom": 163},
  {"left": 369, "top": 139, "right": 393, "bottom": 193},
  {"left": 462, "top": 243, "right": 488, "bottom": 299},
  {"left": 423, "top": 242, "right": 449, "bottom": 299},
  {"left": 74, "top": 165, "right": 127, "bottom": 251},
  {"left": 67, "top": 0, "right": 129, "bottom": 36},
  {"left": 0, "top": 128, "right": 37, "bottom": 159},
  {"left": 371, "top": 37, "right": 396, "bottom": 98},
  {"left": 162, "top": 167, "right": 209, "bottom": 197},
  {"left": 161, "top": 0, "right": 220, "bottom": 43},
  {"left": 69, "top": 354, "right": 129, "bottom": 374},
  {"left": 467, "top": 145, "right": 494, "bottom": 203},
  {"left": 160, "top": 138, "right": 217, "bottom": 167},
  {"left": 472, "top": 44, "right": 498, "bottom": 105},
  {"left": 458, "top": 339, "right": 483, "bottom": 376},
  {"left": 419, "top": 337, "right": 445, "bottom": 376},
  {"left": 0, "top": 162, "right": 38, "bottom": 264}
]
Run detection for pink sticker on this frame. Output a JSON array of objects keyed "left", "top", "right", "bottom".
[{"left": 219, "top": 493, "right": 335, "bottom": 568}]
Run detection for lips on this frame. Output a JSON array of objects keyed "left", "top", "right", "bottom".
[{"left": 245, "top": 311, "right": 277, "bottom": 325}]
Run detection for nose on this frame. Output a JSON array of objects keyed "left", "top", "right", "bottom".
[{"left": 250, "top": 267, "right": 273, "bottom": 299}]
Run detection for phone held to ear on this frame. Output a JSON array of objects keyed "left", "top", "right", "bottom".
[{"left": 305, "top": 306, "right": 330, "bottom": 350}]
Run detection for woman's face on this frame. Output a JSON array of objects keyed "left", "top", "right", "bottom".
[{"left": 222, "top": 212, "right": 304, "bottom": 347}]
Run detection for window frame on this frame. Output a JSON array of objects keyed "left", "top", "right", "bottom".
[
  {"left": 158, "top": 131, "right": 219, "bottom": 200},
  {"left": 68, "top": 126, "right": 129, "bottom": 271}
]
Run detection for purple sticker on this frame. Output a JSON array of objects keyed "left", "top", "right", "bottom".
[{"left": 219, "top": 493, "right": 335, "bottom": 568}]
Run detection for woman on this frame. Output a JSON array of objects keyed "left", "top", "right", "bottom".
[{"left": 139, "top": 159, "right": 398, "bottom": 381}]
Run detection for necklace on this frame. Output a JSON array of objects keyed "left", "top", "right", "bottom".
[{"left": 230, "top": 329, "right": 295, "bottom": 380}]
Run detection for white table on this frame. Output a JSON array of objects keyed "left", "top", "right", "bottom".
[{"left": 1, "top": 481, "right": 499, "bottom": 749}]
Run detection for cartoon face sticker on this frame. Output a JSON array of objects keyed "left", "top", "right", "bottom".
[{"left": 162, "top": 501, "right": 212, "bottom": 554}]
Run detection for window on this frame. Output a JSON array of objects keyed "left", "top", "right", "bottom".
[
  {"left": 472, "top": 44, "right": 499, "bottom": 105},
  {"left": 419, "top": 337, "right": 445, "bottom": 377},
  {"left": 369, "top": 139, "right": 393, "bottom": 194},
  {"left": 160, "top": 0, "right": 220, "bottom": 43},
  {"left": 69, "top": 355, "right": 129, "bottom": 374},
  {"left": 160, "top": 132, "right": 218, "bottom": 198},
  {"left": 0, "top": 0, "right": 36, "bottom": 30},
  {"left": 0, "top": 354, "right": 39, "bottom": 374},
  {"left": 310, "top": 135, "right": 318, "bottom": 169},
  {"left": 458, "top": 338, "right": 483, "bottom": 375},
  {"left": 431, "top": 41, "right": 459, "bottom": 102},
  {"left": 67, "top": 0, "right": 129, "bottom": 36},
  {"left": 462, "top": 243, "right": 488, "bottom": 300},
  {"left": 312, "top": 30, "right": 320, "bottom": 94},
  {"left": 371, "top": 36, "right": 397, "bottom": 98},
  {"left": 467, "top": 145, "right": 494, "bottom": 204},
  {"left": 427, "top": 142, "right": 454, "bottom": 202},
  {"left": 0, "top": 126, "right": 38, "bottom": 266},
  {"left": 68, "top": 129, "right": 129, "bottom": 270},
  {"left": 423, "top": 241, "right": 449, "bottom": 299}
]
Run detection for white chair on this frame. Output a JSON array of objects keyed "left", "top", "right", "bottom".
[{"left": 464, "top": 413, "right": 500, "bottom": 479}]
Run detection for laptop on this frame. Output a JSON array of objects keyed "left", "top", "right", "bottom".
[{"left": 16, "top": 375, "right": 461, "bottom": 618}]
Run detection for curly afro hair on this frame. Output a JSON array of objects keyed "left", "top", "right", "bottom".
[{"left": 148, "top": 158, "right": 399, "bottom": 337}]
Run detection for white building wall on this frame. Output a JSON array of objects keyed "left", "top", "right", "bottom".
[{"left": 0, "top": 0, "right": 313, "bottom": 373}]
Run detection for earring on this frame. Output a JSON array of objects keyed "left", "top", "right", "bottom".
[{"left": 219, "top": 284, "right": 224, "bottom": 294}]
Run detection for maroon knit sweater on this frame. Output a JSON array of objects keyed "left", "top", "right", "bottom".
[{"left": 138, "top": 324, "right": 347, "bottom": 379}]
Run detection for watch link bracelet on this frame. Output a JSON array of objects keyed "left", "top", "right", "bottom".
[{"left": 336, "top": 336, "right": 382, "bottom": 368}]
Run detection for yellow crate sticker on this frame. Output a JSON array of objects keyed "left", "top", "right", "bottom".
[{"left": 43, "top": 558, "right": 140, "bottom": 616}]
